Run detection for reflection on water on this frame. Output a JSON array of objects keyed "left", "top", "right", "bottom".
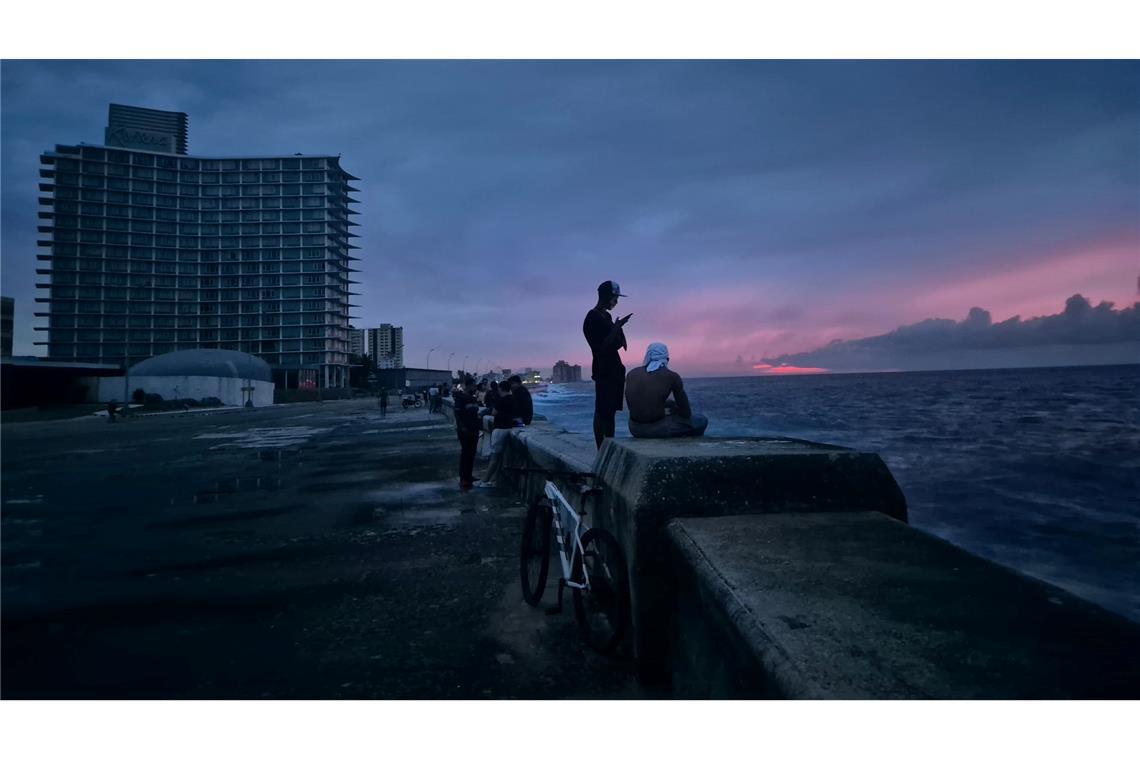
[{"left": 536, "top": 364, "right": 1140, "bottom": 622}]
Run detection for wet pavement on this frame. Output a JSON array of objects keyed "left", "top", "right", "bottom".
[{"left": 1, "top": 400, "right": 660, "bottom": 698}]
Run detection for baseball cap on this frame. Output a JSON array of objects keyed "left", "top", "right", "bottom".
[{"left": 597, "top": 280, "right": 628, "bottom": 298}]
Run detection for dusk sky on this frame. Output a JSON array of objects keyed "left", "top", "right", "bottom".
[{"left": 2, "top": 60, "right": 1137, "bottom": 375}]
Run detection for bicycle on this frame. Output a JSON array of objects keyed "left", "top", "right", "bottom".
[{"left": 512, "top": 466, "right": 631, "bottom": 655}]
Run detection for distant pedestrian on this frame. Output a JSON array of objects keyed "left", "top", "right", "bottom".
[
  {"left": 379, "top": 387, "right": 388, "bottom": 417},
  {"left": 107, "top": 400, "right": 118, "bottom": 423},
  {"left": 584, "top": 280, "right": 632, "bottom": 448},
  {"left": 453, "top": 376, "right": 481, "bottom": 490}
]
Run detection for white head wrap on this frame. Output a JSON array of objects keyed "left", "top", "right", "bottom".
[{"left": 643, "top": 342, "right": 670, "bottom": 373}]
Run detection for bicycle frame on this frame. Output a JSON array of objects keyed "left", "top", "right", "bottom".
[{"left": 544, "top": 480, "right": 590, "bottom": 591}]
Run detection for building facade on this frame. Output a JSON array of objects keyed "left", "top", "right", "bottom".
[
  {"left": 349, "top": 327, "right": 365, "bottom": 357},
  {"left": 552, "top": 360, "right": 582, "bottom": 383},
  {"left": 365, "top": 323, "right": 403, "bottom": 369},
  {"left": 1, "top": 296, "right": 13, "bottom": 357},
  {"left": 34, "top": 104, "right": 361, "bottom": 389},
  {"left": 372, "top": 367, "right": 451, "bottom": 393}
]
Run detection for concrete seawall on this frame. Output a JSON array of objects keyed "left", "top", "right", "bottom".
[
  {"left": 667, "top": 512, "right": 1140, "bottom": 698},
  {"left": 589, "top": 435, "right": 907, "bottom": 680},
  {"left": 444, "top": 399, "right": 1140, "bottom": 697}
]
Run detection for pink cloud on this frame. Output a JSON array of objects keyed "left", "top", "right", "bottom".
[
  {"left": 752, "top": 363, "right": 829, "bottom": 375},
  {"left": 904, "top": 239, "right": 1140, "bottom": 324},
  {"left": 490, "top": 235, "right": 1138, "bottom": 376}
]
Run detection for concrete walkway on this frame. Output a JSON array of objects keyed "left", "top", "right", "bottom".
[{"left": 1, "top": 400, "right": 659, "bottom": 698}]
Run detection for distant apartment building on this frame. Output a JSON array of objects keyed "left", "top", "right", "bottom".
[
  {"left": 365, "top": 323, "right": 403, "bottom": 369},
  {"left": 35, "top": 103, "right": 362, "bottom": 389},
  {"left": 348, "top": 327, "right": 365, "bottom": 357},
  {"left": 552, "top": 360, "right": 582, "bottom": 383},
  {"left": 1, "top": 296, "right": 14, "bottom": 357}
]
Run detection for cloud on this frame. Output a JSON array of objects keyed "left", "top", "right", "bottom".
[
  {"left": 752, "top": 363, "right": 829, "bottom": 375},
  {"left": 762, "top": 295, "right": 1140, "bottom": 372},
  {"left": 3, "top": 61, "right": 1138, "bottom": 370}
]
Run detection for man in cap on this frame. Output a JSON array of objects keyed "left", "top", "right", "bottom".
[
  {"left": 625, "top": 342, "right": 708, "bottom": 438},
  {"left": 583, "top": 280, "right": 632, "bottom": 448}
]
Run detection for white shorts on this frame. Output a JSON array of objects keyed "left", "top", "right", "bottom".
[{"left": 490, "top": 428, "right": 511, "bottom": 454}]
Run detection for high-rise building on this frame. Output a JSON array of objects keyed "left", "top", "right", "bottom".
[
  {"left": 34, "top": 104, "right": 361, "bottom": 388},
  {"left": 1, "top": 296, "right": 14, "bottom": 357},
  {"left": 349, "top": 327, "right": 365, "bottom": 357},
  {"left": 365, "top": 323, "right": 403, "bottom": 369},
  {"left": 552, "top": 360, "right": 582, "bottom": 383}
]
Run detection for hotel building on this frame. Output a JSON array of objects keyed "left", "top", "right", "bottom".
[{"left": 34, "top": 104, "right": 361, "bottom": 389}]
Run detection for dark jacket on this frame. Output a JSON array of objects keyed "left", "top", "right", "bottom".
[
  {"left": 453, "top": 389, "right": 481, "bottom": 434},
  {"left": 511, "top": 385, "right": 534, "bottom": 425},
  {"left": 492, "top": 393, "right": 517, "bottom": 430},
  {"left": 482, "top": 385, "right": 500, "bottom": 416},
  {"left": 583, "top": 308, "right": 626, "bottom": 382}
]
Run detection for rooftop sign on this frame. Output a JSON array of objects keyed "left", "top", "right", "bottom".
[{"left": 104, "top": 125, "right": 175, "bottom": 153}]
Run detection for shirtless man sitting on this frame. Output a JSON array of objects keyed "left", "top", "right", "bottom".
[{"left": 624, "top": 342, "right": 708, "bottom": 438}]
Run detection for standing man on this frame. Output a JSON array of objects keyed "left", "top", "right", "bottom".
[
  {"left": 378, "top": 387, "right": 388, "bottom": 417},
  {"left": 453, "top": 375, "right": 481, "bottom": 491},
  {"left": 583, "top": 280, "right": 632, "bottom": 448}
]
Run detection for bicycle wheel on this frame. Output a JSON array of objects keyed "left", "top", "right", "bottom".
[
  {"left": 572, "top": 528, "right": 630, "bottom": 655},
  {"left": 520, "top": 496, "right": 553, "bottom": 606}
]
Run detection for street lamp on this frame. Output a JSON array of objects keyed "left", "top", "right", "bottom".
[
  {"left": 462, "top": 354, "right": 469, "bottom": 373},
  {"left": 447, "top": 352, "right": 455, "bottom": 372},
  {"left": 426, "top": 347, "right": 436, "bottom": 369}
]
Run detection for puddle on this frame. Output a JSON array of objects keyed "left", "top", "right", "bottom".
[
  {"left": 347, "top": 480, "right": 478, "bottom": 526},
  {"left": 195, "top": 426, "right": 332, "bottom": 449},
  {"left": 380, "top": 507, "right": 467, "bottom": 526},
  {"left": 364, "top": 481, "right": 453, "bottom": 506},
  {"left": 358, "top": 425, "right": 443, "bottom": 435},
  {"left": 194, "top": 476, "right": 281, "bottom": 503},
  {"left": 257, "top": 449, "right": 300, "bottom": 462}
]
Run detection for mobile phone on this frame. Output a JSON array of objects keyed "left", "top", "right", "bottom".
[{"left": 622, "top": 313, "right": 633, "bottom": 321}]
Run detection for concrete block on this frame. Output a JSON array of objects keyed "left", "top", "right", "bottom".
[
  {"left": 502, "top": 422, "right": 599, "bottom": 508},
  {"left": 590, "top": 436, "right": 908, "bottom": 677},
  {"left": 667, "top": 512, "right": 1140, "bottom": 698}
]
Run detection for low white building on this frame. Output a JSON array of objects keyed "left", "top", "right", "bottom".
[{"left": 95, "top": 349, "right": 274, "bottom": 407}]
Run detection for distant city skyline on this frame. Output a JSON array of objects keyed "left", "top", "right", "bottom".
[{"left": 3, "top": 60, "right": 1137, "bottom": 376}]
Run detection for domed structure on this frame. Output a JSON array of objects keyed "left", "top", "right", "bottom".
[
  {"left": 132, "top": 349, "right": 272, "bottom": 383},
  {"left": 98, "top": 349, "right": 275, "bottom": 408}
]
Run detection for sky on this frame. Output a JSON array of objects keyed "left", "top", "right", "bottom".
[{"left": 2, "top": 59, "right": 1138, "bottom": 376}]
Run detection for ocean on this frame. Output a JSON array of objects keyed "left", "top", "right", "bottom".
[{"left": 532, "top": 364, "right": 1140, "bottom": 623}]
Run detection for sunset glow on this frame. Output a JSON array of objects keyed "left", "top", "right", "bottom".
[
  {"left": 752, "top": 364, "right": 830, "bottom": 375},
  {"left": 1, "top": 60, "right": 1137, "bottom": 376}
]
